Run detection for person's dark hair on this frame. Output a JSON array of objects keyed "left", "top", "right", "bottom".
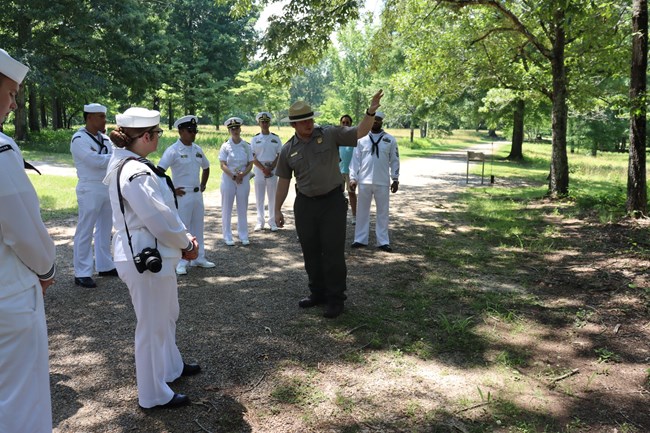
[
  {"left": 110, "top": 126, "right": 153, "bottom": 148},
  {"left": 0, "top": 72, "right": 7, "bottom": 85},
  {"left": 83, "top": 112, "right": 89, "bottom": 122},
  {"left": 340, "top": 114, "right": 353, "bottom": 124}
]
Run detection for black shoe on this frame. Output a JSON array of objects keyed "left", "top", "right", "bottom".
[
  {"left": 181, "top": 363, "right": 202, "bottom": 377},
  {"left": 323, "top": 303, "right": 344, "bottom": 319},
  {"left": 98, "top": 268, "right": 118, "bottom": 277},
  {"left": 74, "top": 277, "right": 97, "bottom": 288},
  {"left": 377, "top": 244, "right": 393, "bottom": 252},
  {"left": 141, "top": 393, "right": 190, "bottom": 410},
  {"left": 298, "top": 297, "right": 325, "bottom": 308},
  {"left": 351, "top": 242, "right": 366, "bottom": 248}
]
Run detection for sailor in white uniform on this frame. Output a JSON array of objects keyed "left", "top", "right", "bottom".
[
  {"left": 219, "top": 117, "right": 253, "bottom": 246},
  {"left": 250, "top": 111, "right": 282, "bottom": 232},
  {"left": 158, "top": 115, "right": 215, "bottom": 275},
  {"left": 349, "top": 111, "right": 400, "bottom": 252},
  {"left": 104, "top": 107, "right": 201, "bottom": 409},
  {"left": 71, "top": 103, "right": 116, "bottom": 288},
  {"left": 0, "top": 48, "right": 56, "bottom": 433}
]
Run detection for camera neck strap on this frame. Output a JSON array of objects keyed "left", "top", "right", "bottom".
[{"left": 116, "top": 157, "right": 168, "bottom": 259}]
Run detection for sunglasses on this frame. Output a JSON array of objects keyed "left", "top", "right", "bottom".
[{"left": 150, "top": 128, "right": 164, "bottom": 137}]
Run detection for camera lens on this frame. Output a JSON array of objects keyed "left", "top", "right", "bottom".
[{"left": 146, "top": 256, "right": 162, "bottom": 273}]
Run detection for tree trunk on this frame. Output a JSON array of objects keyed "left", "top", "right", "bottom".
[
  {"left": 508, "top": 98, "right": 525, "bottom": 160},
  {"left": 168, "top": 100, "right": 173, "bottom": 130},
  {"left": 51, "top": 98, "right": 60, "bottom": 130},
  {"left": 548, "top": 10, "right": 570, "bottom": 197},
  {"left": 410, "top": 126, "right": 414, "bottom": 142},
  {"left": 14, "top": 86, "right": 28, "bottom": 141},
  {"left": 40, "top": 97, "right": 47, "bottom": 128},
  {"left": 28, "top": 85, "right": 40, "bottom": 132},
  {"left": 627, "top": 0, "right": 648, "bottom": 216}
]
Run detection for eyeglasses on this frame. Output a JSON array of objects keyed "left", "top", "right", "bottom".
[{"left": 150, "top": 128, "right": 164, "bottom": 138}]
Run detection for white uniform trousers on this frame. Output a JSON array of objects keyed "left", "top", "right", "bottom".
[
  {"left": 176, "top": 191, "right": 206, "bottom": 267},
  {"left": 220, "top": 176, "right": 250, "bottom": 242},
  {"left": 0, "top": 285, "right": 52, "bottom": 433},
  {"left": 73, "top": 181, "right": 114, "bottom": 277},
  {"left": 116, "top": 259, "right": 184, "bottom": 408},
  {"left": 254, "top": 175, "right": 278, "bottom": 227},
  {"left": 354, "top": 183, "right": 391, "bottom": 246}
]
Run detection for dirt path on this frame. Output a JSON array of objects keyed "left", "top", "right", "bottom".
[{"left": 42, "top": 140, "right": 650, "bottom": 433}]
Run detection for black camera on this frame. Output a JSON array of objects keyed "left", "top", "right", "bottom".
[{"left": 133, "top": 247, "right": 163, "bottom": 273}]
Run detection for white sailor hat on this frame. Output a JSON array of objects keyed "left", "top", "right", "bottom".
[
  {"left": 255, "top": 112, "right": 272, "bottom": 122},
  {"left": 281, "top": 101, "right": 320, "bottom": 122},
  {"left": 0, "top": 49, "right": 29, "bottom": 85},
  {"left": 84, "top": 103, "right": 107, "bottom": 114},
  {"left": 173, "top": 115, "right": 198, "bottom": 129},
  {"left": 224, "top": 117, "right": 243, "bottom": 129},
  {"left": 116, "top": 107, "right": 160, "bottom": 128},
  {"left": 375, "top": 111, "right": 386, "bottom": 120}
]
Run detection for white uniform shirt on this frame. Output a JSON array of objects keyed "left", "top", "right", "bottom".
[
  {"left": 250, "top": 132, "right": 282, "bottom": 177},
  {"left": 104, "top": 148, "right": 192, "bottom": 263},
  {"left": 350, "top": 130, "right": 400, "bottom": 187},
  {"left": 70, "top": 127, "right": 113, "bottom": 182},
  {"left": 219, "top": 138, "right": 253, "bottom": 174},
  {"left": 157, "top": 140, "right": 210, "bottom": 189},
  {"left": 0, "top": 132, "right": 56, "bottom": 297}
]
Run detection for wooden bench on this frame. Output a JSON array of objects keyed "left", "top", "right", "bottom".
[{"left": 466, "top": 151, "right": 486, "bottom": 184}]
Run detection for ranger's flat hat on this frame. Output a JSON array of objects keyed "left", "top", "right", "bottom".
[
  {"left": 281, "top": 101, "right": 320, "bottom": 122},
  {"left": 0, "top": 49, "right": 29, "bottom": 85},
  {"left": 174, "top": 115, "right": 198, "bottom": 129},
  {"left": 256, "top": 112, "right": 272, "bottom": 122},
  {"left": 84, "top": 103, "right": 107, "bottom": 114},
  {"left": 224, "top": 117, "right": 243, "bottom": 129},
  {"left": 116, "top": 107, "right": 160, "bottom": 128}
]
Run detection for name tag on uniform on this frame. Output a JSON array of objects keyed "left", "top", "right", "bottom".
[
  {"left": 180, "top": 154, "right": 188, "bottom": 158},
  {"left": 290, "top": 151, "right": 299, "bottom": 158}
]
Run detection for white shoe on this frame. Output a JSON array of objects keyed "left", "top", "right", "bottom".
[
  {"left": 270, "top": 224, "right": 278, "bottom": 232},
  {"left": 241, "top": 239, "right": 250, "bottom": 246},
  {"left": 176, "top": 263, "right": 188, "bottom": 275},
  {"left": 191, "top": 259, "right": 216, "bottom": 268},
  {"left": 254, "top": 224, "right": 263, "bottom": 231},
  {"left": 225, "top": 240, "right": 235, "bottom": 246}
]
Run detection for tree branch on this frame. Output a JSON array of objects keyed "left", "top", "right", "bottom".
[{"left": 442, "top": 0, "right": 553, "bottom": 59}]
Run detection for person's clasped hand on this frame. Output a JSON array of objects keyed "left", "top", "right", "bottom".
[{"left": 182, "top": 237, "right": 199, "bottom": 261}]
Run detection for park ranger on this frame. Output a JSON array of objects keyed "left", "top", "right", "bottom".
[
  {"left": 250, "top": 111, "right": 282, "bottom": 232},
  {"left": 274, "top": 90, "right": 383, "bottom": 319},
  {"left": 71, "top": 103, "right": 116, "bottom": 288},
  {"left": 0, "top": 48, "right": 56, "bottom": 433},
  {"left": 158, "top": 115, "right": 215, "bottom": 275},
  {"left": 349, "top": 111, "right": 400, "bottom": 252}
]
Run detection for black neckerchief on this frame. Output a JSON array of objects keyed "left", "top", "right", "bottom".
[
  {"left": 120, "top": 156, "right": 178, "bottom": 209},
  {"left": 83, "top": 130, "right": 108, "bottom": 154},
  {"left": 369, "top": 131, "right": 385, "bottom": 158}
]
